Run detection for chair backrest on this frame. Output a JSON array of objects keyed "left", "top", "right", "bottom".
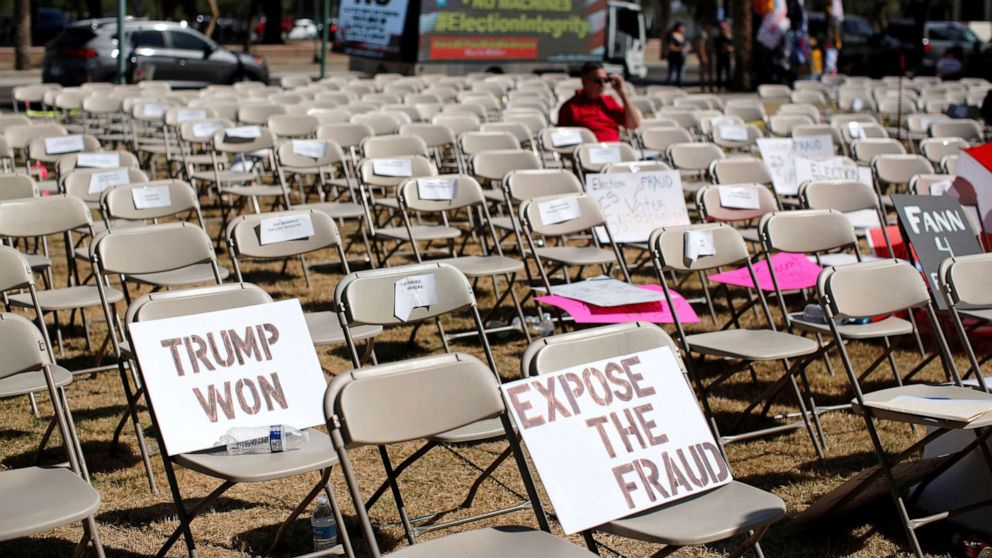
[
  {"left": 872, "top": 154, "right": 934, "bottom": 186},
  {"left": 667, "top": 142, "right": 725, "bottom": 172},
  {"left": 398, "top": 123, "right": 456, "bottom": 149},
  {"left": 640, "top": 126, "right": 693, "bottom": 153},
  {"left": 697, "top": 183, "right": 778, "bottom": 222},
  {"left": 0, "top": 174, "right": 36, "bottom": 201},
  {"left": 92, "top": 222, "right": 218, "bottom": 276},
  {"left": 317, "top": 122, "right": 375, "bottom": 149},
  {"left": 940, "top": 253, "right": 992, "bottom": 309},
  {"left": 101, "top": 179, "right": 201, "bottom": 222},
  {"left": 459, "top": 131, "right": 521, "bottom": 157},
  {"left": 238, "top": 104, "right": 286, "bottom": 125},
  {"left": 227, "top": 209, "right": 343, "bottom": 262},
  {"left": 480, "top": 122, "right": 533, "bottom": 145},
  {"left": 602, "top": 160, "right": 671, "bottom": 173},
  {"left": 711, "top": 157, "right": 772, "bottom": 185},
  {"left": 126, "top": 283, "right": 273, "bottom": 324},
  {"left": 431, "top": 114, "right": 481, "bottom": 136},
  {"left": 0, "top": 312, "right": 53, "bottom": 379},
  {"left": 28, "top": 134, "right": 101, "bottom": 163},
  {"left": 520, "top": 193, "right": 606, "bottom": 237},
  {"left": 212, "top": 126, "right": 276, "bottom": 153},
  {"left": 471, "top": 149, "right": 542, "bottom": 181},
  {"left": 0, "top": 195, "right": 91, "bottom": 237},
  {"left": 64, "top": 167, "right": 150, "bottom": 203},
  {"left": 801, "top": 180, "right": 879, "bottom": 213},
  {"left": 359, "top": 155, "right": 436, "bottom": 187},
  {"left": 275, "top": 139, "right": 347, "bottom": 169},
  {"left": 650, "top": 223, "right": 749, "bottom": 272},
  {"left": 505, "top": 169, "right": 583, "bottom": 202},
  {"left": 769, "top": 114, "right": 815, "bottom": 136},
  {"left": 4, "top": 123, "right": 66, "bottom": 151},
  {"left": 0, "top": 245, "right": 35, "bottom": 293},
  {"left": 851, "top": 138, "right": 905, "bottom": 163},
  {"left": 818, "top": 259, "right": 931, "bottom": 319},
  {"left": 930, "top": 119, "right": 982, "bottom": 142},
  {"left": 759, "top": 209, "right": 857, "bottom": 254},
  {"left": 57, "top": 150, "right": 141, "bottom": 176},
  {"left": 919, "top": 137, "right": 967, "bottom": 164},
  {"left": 361, "top": 134, "right": 429, "bottom": 158},
  {"left": 351, "top": 112, "right": 403, "bottom": 135},
  {"left": 335, "top": 262, "right": 476, "bottom": 326},
  {"left": 267, "top": 114, "right": 319, "bottom": 138},
  {"left": 909, "top": 173, "right": 957, "bottom": 196},
  {"left": 178, "top": 118, "right": 234, "bottom": 143},
  {"left": 712, "top": 123, "right": 762, "bottom": 149},
  {"left": 574, "top": 142, "right": 638, "bottom": 172},
  {"left": 398, "top": 174, "right": 485, "bottom": 212},
  {"left": 539, "top": 126, "right": 596, "bottom": 155}
]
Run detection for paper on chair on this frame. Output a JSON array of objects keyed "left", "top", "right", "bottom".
[
  {"left": 549, "top": 277, "right": 663, "bottom": 307},
  {"left": 550, "top": 129, "right": 582, "bottom": 147},
  {"left": 538, "top": 197, "right": 581, "bottom": 225},
  {"left": 844, "top": 208, "right": 881, "bottom": 230},
  {"left": 131, "top": 185, "right": 172, "bottom": 209},
  {"left": 175, "top": 109, "right": 208, "bottom": 123},
  {"left": 685, "top": 229, "right": 715, "bottom": 262},
  {"left": 720, "top": 125, "right": 749, "bottom": 142},
  {"left": 870, "top": 395, "right": 992, "bottom": 423},
  {"left": 718, "top": 186, "right": 760, "bottom": 209},
  {"left": 588, "top": 145, "right": 621, "bottom": 165},
  {"left": 88, "top": 169, "right": 130, "bottom": 195},
  {"left": 292, "top": 140, "right": 327, "bottom": 159},
  {"left": 76, "top": 152, "right": 120, "bottom": 168},
  {"left": 394, "top": 273, "right": 439, "bottom": 321},
  {"left": 260, "top": 214, "right": 315, "bottom": 245},
  {"left": 372, "top": 158, "right": 413, "bottom": 177},
  {"left": 45, "top": 135, "right": 85, "bottom": 155},
  {"left": 225, "top": 125, "right": 262, "bottom": 139},
  {"left": 848, "top": 121, "right": 865, "bottom": 139},
  {"left": 142, "top": 103, "right": 168, "bottom": 118},
  {"left": 192, "top": 122, "right": 224, "bottom": 138},
  {"left": 417, "top": 178, "right": 457, "bottom": 200},
  {"left": 931, "top": 180, "right": 953, "bottom": 195}
]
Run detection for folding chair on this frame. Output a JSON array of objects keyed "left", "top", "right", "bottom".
[
  {"left": 358, "top": 154, "right": 437, "bottom": 235},
  {"left": 458, "top": 131, "right": 521, "bottom": 173},
  {"left": 324, "top": 350, "right": 597, "bottom": 558},
  {"left": 667, "top": 142, "right": 725, "bottom": 197},
  {"left": 696, "top": 183, "right": 778, "bottom": 245},
  {"left": 850, "top": 137, "right": 905, "bottom": 165},
  {"left": 0, "top": 312, "right": 105, "bottom": 558},
  {"left": 929, "top": 119, "right": 983, "bottom": 143},
  {"left": 539, "top": 126, "right": 596, "bottom": 168},
  {"left": 226, "top": 208, "right": 381, "bottom": 352},
  {"left": 27, "top": 133, "right": 102, "bottom": 195},
  {"left": 122, "top": 283, "right": 356, "bottom": 558},
  {"left": 641, "top": 126, "right": 693, "bottom": 161},
  {"left": 940, "top": 253, "right": 992, "bottom": 390},
  {"left": 210, "top": 126, "right": 290, "bottom": 236},
  {"left": 649, "top": 223, "right": 824, "bottom": 456},
  {"left": 919, "top": 137, "right": 967, "bottom": 166},
  {"left": 710, "top": 157, "right": 773, "bottom": 188},
  {"left": 768, "top": 114, "right": 814, "bottom": 137},
  {"left": 817, "top": 259, "right": 992, "bottom": 558},
  {"left": 573, "top": 142, "right": 639, "bottom": 176},
  {"left": 333, "top": 262, "right": 536, "bottom": 542},
  {"left": 712, "top": 123, "right": 763, "bottom": 153},
  {"left": 520, "top": 321, "right": 787, "bottom": 557}
]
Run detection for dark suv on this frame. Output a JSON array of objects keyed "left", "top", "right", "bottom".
[
  {"left": 42, "top": 19, "right": 268, "bottom": 87},
  {"left": 883, "top": 20, "right": 986, "bottom": 74}
]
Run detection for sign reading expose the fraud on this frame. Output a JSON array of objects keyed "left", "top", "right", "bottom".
[
  {"left": 585, "top": 171, "right": 689, "bottom": 243},
  {"left": 501, "top": 346, "right": 731, "bottom": 534},
  {"left": 127, "top": 299, "right": 327, "bottom": 456}
]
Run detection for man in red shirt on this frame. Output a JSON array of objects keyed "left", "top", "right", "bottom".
[{"left": 557, "top": 62, "right": 641, "bottom": 142}]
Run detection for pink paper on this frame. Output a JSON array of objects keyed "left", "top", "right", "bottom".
[
  {"left": 708, "top": 252, "right": 823, "bottom": 292},
  {"left": 535, "top": 284, "right": 700, "bottom": 324}
]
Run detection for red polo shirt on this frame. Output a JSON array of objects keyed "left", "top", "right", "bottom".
[{"left": 557, "top": 90, "right": 626, "bottom": 142}]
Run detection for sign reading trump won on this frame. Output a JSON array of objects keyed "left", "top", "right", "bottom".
[
  {"left": 501, "top": 346, "right": 731, "bottom": 534},
  {"left": 127, "top": 299, "right": 327, "bottom": 456}
]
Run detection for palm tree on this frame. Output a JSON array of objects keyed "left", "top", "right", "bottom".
[{"left": 14, "top": 0, "right": 29, "bottom": 70}]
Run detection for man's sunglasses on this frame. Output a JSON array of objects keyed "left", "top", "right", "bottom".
[{"left": 585, "top": 77, "right": 610, "bottom": 85}]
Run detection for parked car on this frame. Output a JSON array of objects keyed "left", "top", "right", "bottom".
[
  {"left": 42, "top": 19, "right": 268, "bottom": 87},
  {"left": 806, "top": 13, "right": 878, "bottom": 75},
  {"left": 883, "top": 20, "right": 987, "bottom": 74},
  {"left": 287, "top": 18, "right": 317, "bottom": 40}
]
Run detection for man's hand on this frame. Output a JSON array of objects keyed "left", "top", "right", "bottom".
[{"left": 609, "top": 74, "right": 625, "bottom": 92}]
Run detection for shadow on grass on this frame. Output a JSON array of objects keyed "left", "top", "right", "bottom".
[
  {"left": 2, "top": 439, "right": 145, "bottom": 475},
  {"left": 235, "top": 512, "right": 388, "bottom": 558},
  {"left": 0, "top": 536, "right": 148, "bottom": 558},
  {"left": 97, "top": 496, "right": 263, "bottom": 528}
]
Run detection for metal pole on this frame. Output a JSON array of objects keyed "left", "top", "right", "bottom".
[
  {"left": 117, "top": 0, "right": 126, "bottom": 83},
  {"left": 319, "top": 0, "right": 330, "bottom": 79}
]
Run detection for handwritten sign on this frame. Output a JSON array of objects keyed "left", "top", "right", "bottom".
[
  {"left": 291, "top": 140, "right": 327, "bottom": 159},
  {"left": 792, "top": 135, "right": 835, "bottom": 157},
  {"left": 131, "top": 185, "right": 172, "bottom": 209},
  {"left": 372, "top": 158, "right": 413, "bottom": 177},
  {"left": 709, "top": 252, "right": 823, "bottom": 292},
  {"left": 795, "top": 156, "right": 862, "bottom": 185},
  {"left": 417, "top": 178, "right": 457, "bottom": 200},
  {"left": 585, "top": 171, "right": 690, "bottom": 243},
  {"left": 394, "top": 273, "right": 439, "bottom": 321},
  {"left": 76, "top": 152, "right": 120, "bottom": 168},
  {"left": 536, "top": 285, "right": 700, "bottom": 324},
  {"left": 550, "top": 277, "right": 664, "bottom": 307},
  {"left": 501, "top": 346, "right": 731, "bottom": 533},
  {"left": 45, "top": 135, "right": 85, "bottom": 155},
  {"left": 127, "top": 299, "right": 328, "bottom": 455},
  {"left": 538, "top": 197, "right": 581, "bottom": 225},
  {"left": 759, "top": 137, "right": 839, "bottom": 196},
  {"left": 88, "top": 169, "right": 131, "bottom": 195},
  {"left": 259, "top": 214, "right": 315, "bottom": 245},
  {"left": 550, "top": 129, "right": 582, "bottom": 147}
]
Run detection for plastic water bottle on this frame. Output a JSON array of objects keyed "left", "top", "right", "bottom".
[
  {"left": 311, "top": 495, "right": 338, "bottom": 551},
  {"left": 217, "top": 425, "right": 309, "bottom": 455},
  {"left": 537, "top": 313, "right": 555, "bottom": 337}
]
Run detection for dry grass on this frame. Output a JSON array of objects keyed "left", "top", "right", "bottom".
[{"left": 0, "top": 183, "right": 978, "bottom": 557}]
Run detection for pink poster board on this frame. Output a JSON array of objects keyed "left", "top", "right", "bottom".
[{"left": 708, "top": 252, "right": 823, "bottom": 292}]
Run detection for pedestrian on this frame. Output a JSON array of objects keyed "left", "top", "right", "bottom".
[
  {"left": 697, "top": 22, "right": 715, "bottom": 92},
  {"left": 665, "top": 22, "right": 688, "bottom": 87},
  {"left": 714, "top": 21, "right": 734, "bottom": 91},
  {"left": 823, "top": 2, "right": 841, "bottom": 74},
  {"left": 937, "top": 47, "right": 964, "bottom": 81}
]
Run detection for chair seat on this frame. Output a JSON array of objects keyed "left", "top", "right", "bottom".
[
  {"left": 790, "top": 314, "right": 914, "bottom": 339},
  {"left": 296, "top": 201, "right": 366, "bottom": 220},
  {"left": 959, "top": 307, "right": 992, "bottom": 323},
  {"left": 191, "top": 170, "right": 254, "bottom": 183},
  {"left": 0, "top": 365, "right": 73, "bottom": 398},
  {"left": 491, "top": 216, "right": 514, "bottom": 231},
  {"left": 386, "top": 526, "right": 595, "bottom": 558},
  {"left": 431, "top": 416, "right": 505, "bottom": 444},
  {"left": 376, "top": 225, "right": 462, "bottom": 242},
  {"left": 129, "top": 264, "right": 231, "bottom": 288},
  {"left": 174, "top": 428, "right": 337, "bottom": 483},
  {"left": 483, "top": 189, "right": 505, "bottom": 202},
  {"left": 220, "top": 185, "right": 285, "bottom": 198},
  {"left": 305, "top": 311, "right": 381, "bottom": 346},
  {"left": 599, "top": 481, "right": 786, "bottom": 546},
  {"left": 8, "top": 285, "right": 124, "bottom": 311},
  {"left": 171, "top": 153, "right": 213, "bottom": 165},
  {"left": 37, "top": 180, "right": 59, "bottom": 194},
  {"left": 534, "top": 246, "right": 615, "bottom": 266},
  {"left": 23, "top": 253, "right": 51, "bottom": 271},
  {"left": 438, "top": 255, "right": 524, "bottom": 277},
  {"left": 0, "top": 466, "right": 101, "bottom": 541},
  {"left": 855, "top": 384, "right": 992, "bottom": 429},
  {"left": 686, "top": 329, "right": 819, "bottom": 360}
]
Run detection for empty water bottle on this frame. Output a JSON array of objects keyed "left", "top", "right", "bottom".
[
  {"left": 537, "top": 313, "right": 555, "bottom": 337},
  {"left": 311, "top": 495, "right": 338, "bottom": 551},
  {"left": 217, "top": 425, "right": 308, "bottom": 455}
]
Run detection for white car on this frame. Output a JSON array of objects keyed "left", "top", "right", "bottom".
[{"left": 287, "top": 18, "right": 317, "bottom": 40}]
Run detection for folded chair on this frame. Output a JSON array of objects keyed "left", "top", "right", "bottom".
[
  {"left": 122, "top": 283, "right": 355, "bottom": 558},
  {"left": 520, "top": 321, "right": 787, "bottom": 557},
  {"left": 940, "top": 253, "right": 992, "bottom": 390},
  {"left": 649, "top": 223, "right": 824, "bottom": 456},
  {"left": 817, "top": 259, "right": 992, "bottom": 558}
]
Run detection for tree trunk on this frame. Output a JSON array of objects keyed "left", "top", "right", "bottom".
[
  {"left": 13, "top": 0, "right": 30, "bottom": 70},
  {"left": 263, "top": 0, "right": 283, "bottom": 44},
  {"left": 730, "top": 0, "right": 753, "bottom": 90},
  {"left": 655, "top": 0, "right": 671, "bottom": 41}
]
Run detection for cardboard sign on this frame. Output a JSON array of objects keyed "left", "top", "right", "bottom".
[
  {"left": 417, "top": 178, "right": 457, "bottom": 200},
  {"left": 176, "top": 109, "right": 208, "bottom": 123},
  {"left": 718, "top": 186, "right": 760, "bottom": 210},
  {"left": 131, "top": 185, "right": 172, "bottom": 209},
  {"left": 550, "top": 129, "right": 583, "bottom": 147},
  {"left": 550, "top": 277, "right": 664, "bottom": 307},
  {"left": 588, "top": 145, "right": 622, "bottom": 165},
  {"left": 536, "top": 285, "right": 700, "bottom": 324},
  {"left": 538, "top": 197, "right": 581, "bottom": 225},
  {"left": 192, "top": 122, "right": 224, "bottom": 138},
  {"left": 127, "top": 299, "right": 328, "bottom": 456},
  {"left": 259, "top": 214, "right": 315, "bottom": 245},
  {"left": 76, "top": 152, "right": 120, "bottom": 168},
  {"left": 585, "top": 171, "right": 690, "bottom": 243},
  {"left": 292, "top": 140, "right": 327, "bottom": 159},
  {"left": 709, "top": 252, "right": 823, "bottom": 292},
  {"left": 720, "top": 125, "right": 749, "bottom": 142},
  {"left": 892, "top": 194, "right": 983, "bottom": 309},
  {"left": 394, "top": 273, "right": 438, "bottom": 321},
  {"left": 45, "top": 135, "right": 85, "bottom": 155},
  {"left": 372, "top": 158, "right": 413, "bottom": 177},
  {"left": 87, "top": 169, "right": 131, "bottom": 195},
  {"left": 501, "top": 346, "right": 731, "bottom": 534}
]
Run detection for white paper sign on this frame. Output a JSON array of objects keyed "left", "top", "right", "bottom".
[
  {"left": 588, "top": 145, "right": 622, "bottom": 165},
  {"left": 76, "top": 152, "right": 120, "bottom": 168},
  {"left": 685, "top": 229, "right": 716, "bottom": 262},
  {"left": 45, "top": 135, "right": 85, "bottom": 155},
  {"left": 852, "top": 98, "right": 865, "bottom": 112},
  {"left": 87, "top": 169, "right": 131, "bottom": 195},
  {"left": 720, "top": 125, "right": 749, "bottom": 142},
  {"left": 142, "top": 103, "right": 168, "bottom": 118},
  {"left": 792, "top": 135, "right": 835, "bottom": 157},
  {"left": 292, "top": 140, "right": 327, "bottom": 159},
  {"left": 417, "top": 178, "right": 457, "bottom": 200},
  {"left": 394, "top": 273, "right": 439, "bottom": 321},
  {"left": 176, "top": 109, "right": 208, "bottom": 123},
  {"left": 848, "top": 121, "right": 864, "bottom": 139},
  {"left": 844, "top": 208, "right": 881, "bottom": 230},
  {"left": 709, "top": 116, "right": 737, "bottom": 129},
  {"left": 550, "top": 129, "right": 583, "bottom": 147},
  {"left": 757, "top": 138, "right": 799, "bottom": 196},
  {"left": 372, "top": 158, "right": 413, "bottom": 177},
  {"left": 538, "top": 197, "right": 581, "bottom": 225},
  {"left": 718, "top": 186, "right": 761, "bottom": 209},
  {"left": 259, "top": 214, "right": 315, "bottom": 245},
  {"left": 585, "top": 171, "right": 690, "bottom": 243},
  {"left": 501, "top": 346, "right": 731, "bottom": 534},
  {"left": 225, "top": 126, "right": 263, "bottom": 139},
  {"left": 931, "top": 180, "right": 953, "bottom": 196},
  {"left": 192, "top": 122, "right": 224, "bottom": 138},
  {"left": 127, "top": 299, "right": 328, "bottom": 456},
  {"left": 131, "top": 185, "right": 172, "bottom": 209},
  {"left": 550, "top": 277, "right": 663, "bottom": 307}
]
